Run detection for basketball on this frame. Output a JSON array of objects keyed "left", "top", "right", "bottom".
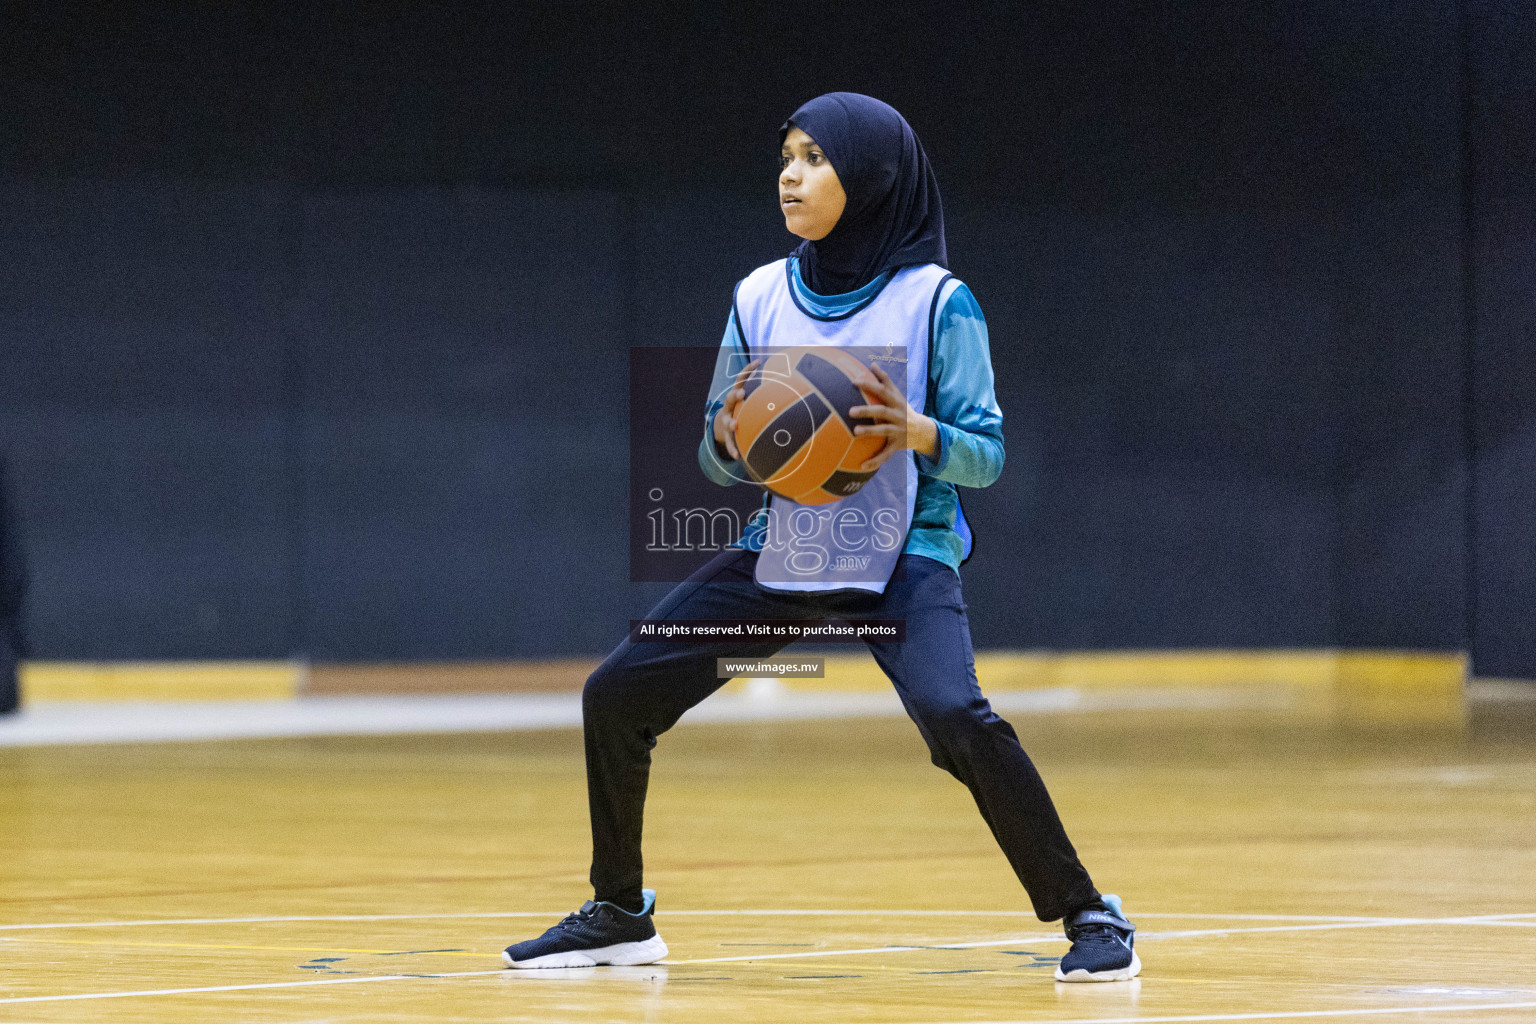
[{"left": 733, "top": 346, "right": 887, "bottom": 505}]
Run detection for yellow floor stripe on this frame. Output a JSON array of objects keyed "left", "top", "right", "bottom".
[
  {"left": 721, "top": 649, "right": 1468, "bottom": 725},
  {"left": 20, "top": 662, "right": 301, "bottom": 702},
  {"left": 16, "top": 650, "right": 1467, "bottom": 726}
]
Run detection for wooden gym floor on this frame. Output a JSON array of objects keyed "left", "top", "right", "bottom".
[{"left": 1, "top": 700, "right": 1534, "bottom": 1022}]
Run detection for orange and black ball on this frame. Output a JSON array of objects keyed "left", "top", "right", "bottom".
[{"left": 733, "top": 347, "right": 886, "bottom": 505}]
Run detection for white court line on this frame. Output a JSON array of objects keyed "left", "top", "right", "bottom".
[
  {"left": 666, "top": 912, "right": 1536, "bottom": 965},
  {"left": 670, "top": 935, "right": 1063, "bottom": 964},
  {"left": 3, "top": 911, "right": 1533, "bottom": 975},
  {"left": 0, "top": 970, "right": 504, "bottom": 1006},
  {"left": 0, "top": 910, "right": 1455, "bottom": 932},
  {"left": 1139, "top": 913, "right": 1536, "bottom": 941},
  {"left": 668, "top": 911, "right": 1392, "bottom": 922},
  {"left": 1131, "top": 914, "right": 1412, "bottom": 922},
  {"left": 1, "top": 910, "right": 1529, "bottom": 967},
  {"left": 913, "top": 1002, "right": 1536, "bottom": 1024},
  {"left": 2, "top": 915, "right": 1535, "bottom": 1010},
  {"left": 667, "top": 923, "right": 1407, "bottom": 964},
  {"left": 0, "top": 913, "right": 562, "bottom": 932},
  {"left": 1, "top": 972, "right": 1534, "bottom": 1021}
]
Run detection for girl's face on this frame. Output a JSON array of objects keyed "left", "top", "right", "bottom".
[{"left": 779, "top": 126, "right": 846, "bottom": 241}]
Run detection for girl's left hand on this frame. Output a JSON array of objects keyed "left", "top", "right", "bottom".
[{"left": 849, "top": 364, "right": 939, "bottom": 472}]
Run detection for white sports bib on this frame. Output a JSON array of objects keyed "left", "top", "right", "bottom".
[{"left": 733, "top": 259, "right": 952, "bottom": 594}]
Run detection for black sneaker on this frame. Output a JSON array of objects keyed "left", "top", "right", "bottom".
[
  {"left": 1055, "top": 894, "right": 1140, "bottom": 982},
  {"left": 502, "top": 889, "right": 668, "bottom": 969}
]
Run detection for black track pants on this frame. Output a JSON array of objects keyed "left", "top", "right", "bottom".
[
  {"left": 0, "top": 626, "right": 17, "bottom": 716},
  {"left": 581, "top": 548, "right": 1099, "bottom": 922}
]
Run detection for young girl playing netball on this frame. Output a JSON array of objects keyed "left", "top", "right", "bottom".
[{"left": 503, "top": 92, "right": 1140, "bottom": 983}]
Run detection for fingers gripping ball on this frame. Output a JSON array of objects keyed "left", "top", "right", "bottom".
[{"left": 732, "top": 347, "right": 886, "bottom": 505}]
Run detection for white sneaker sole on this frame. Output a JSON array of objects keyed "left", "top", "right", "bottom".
[
  {"left": 1055, "top": 949, "right": 1141, "bottom": 982},
  {"left": 502, "top": 935, "right": 669, "bottom": 969}
]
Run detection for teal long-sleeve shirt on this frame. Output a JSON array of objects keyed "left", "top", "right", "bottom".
[{"left": 697, "top": 257, "right": 1004, "bottom": 570}]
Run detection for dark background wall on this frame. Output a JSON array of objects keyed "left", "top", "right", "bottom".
[
  {"left": 0, "top": 2, "right": 1531, "bottom": 672},
  {"left": 1468, "top": 3, "right": 1536, "bottom": 677}
]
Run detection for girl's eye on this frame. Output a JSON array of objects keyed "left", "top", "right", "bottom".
[{"left": 808, "top": 152, "right": 822, "bottom": 164}]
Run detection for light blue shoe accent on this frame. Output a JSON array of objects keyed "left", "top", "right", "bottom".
[
  {"left": 1102, "top": 894, "right": 1125, "bottom": 918},
  {"left": 596, "top": 888, "right": 655, "bottom": 918}
]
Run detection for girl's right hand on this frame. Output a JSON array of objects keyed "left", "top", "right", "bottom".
[{"left": 712, "top": 359, "right": 760, "bottom": 461}]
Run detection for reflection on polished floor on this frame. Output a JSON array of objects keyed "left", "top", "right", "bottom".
[{"left": 1, "top": 699, "right": 1534, "bottom": 1023}]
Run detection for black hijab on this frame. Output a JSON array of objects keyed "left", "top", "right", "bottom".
[{"left": 780, "top": 92, "right": 947, "bottom": 296}]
